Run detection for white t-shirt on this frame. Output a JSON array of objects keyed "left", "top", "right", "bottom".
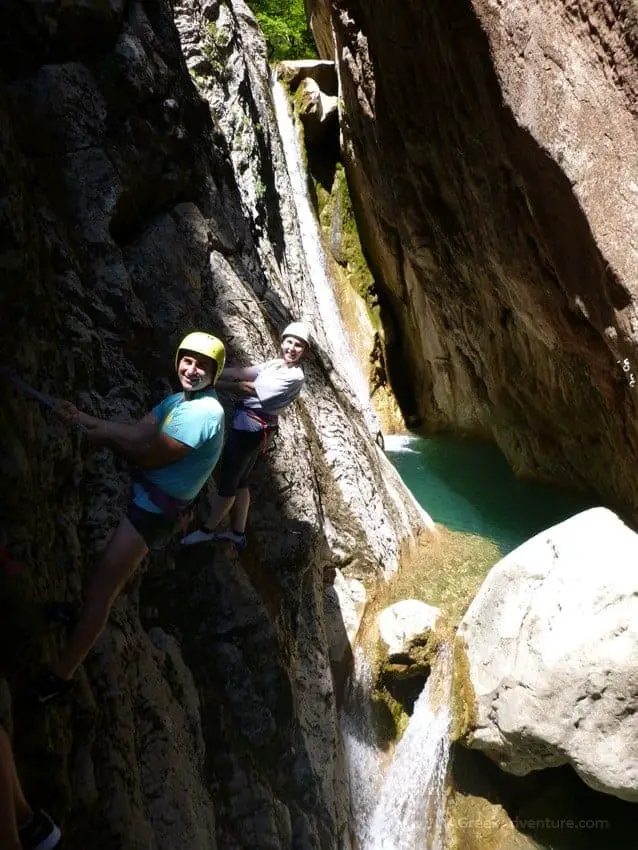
[{"left": 233, "top": 359, "right": 304, "bottom": 431}]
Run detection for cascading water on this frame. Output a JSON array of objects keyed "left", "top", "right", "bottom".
[
  {"left": 341, "top": 647, "right": 385, "bottom": 847},
  {"left": 342, "top": 643, "right": 453, "bottom": 850},
  {"left": 271, "top": 75, "right": 380, "bottom": 437},
  {"left": 366, "top": 644, "right": 453, "bottom": 850}
]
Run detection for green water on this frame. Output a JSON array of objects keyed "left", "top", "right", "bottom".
[
  {"left": 386, "top": 435, "right": 638, "bottom": 850},
  {"left": 386, "top": 435, "right": 600, "bottom": 555}
]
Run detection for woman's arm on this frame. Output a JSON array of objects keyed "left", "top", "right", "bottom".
[
  {"left": 215, "top": 379, "right": 257, "bottom": 397},
  {"left": 219, "top": 365, "right": 260, "bottom": 382}
]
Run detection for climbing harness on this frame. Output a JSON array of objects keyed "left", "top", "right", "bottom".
[
  {"left": 241, "top": 409, "right": 278, "bottom": 454},
  {"left": 131, "top": 469, "right": 192, "bottom": 534},
  {"left": 2, "top": 368, "right": 87, "bottom": 431}
]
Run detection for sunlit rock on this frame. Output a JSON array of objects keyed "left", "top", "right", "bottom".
[
  {"left": 376, "top": 599, "right": 441, "bottom": 683},
  {"left": 378, "top": 600, "right": 440, "bottom": 657},
  {"left": 458, "top": 507, "right": 638, "bottom": 802},
  {"left": 276, "top": 59, "right": 337, "bottom": 96},
  {"left": 295, "top": 76, "right": 338, "bottom": 145},
  {"left": 324, "top": 569, "right": 367, "bottom": 663}
]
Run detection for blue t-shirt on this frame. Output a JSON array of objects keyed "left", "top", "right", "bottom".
[{"left": 133, "top": 390, "right": 225, "bottom": 514}]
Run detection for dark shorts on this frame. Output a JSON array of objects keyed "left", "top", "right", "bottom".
[
  {"left": 126, "top": 501, "right": 180, "bottom": 549},
  {"left": 217, "top": 428, "right": 274, "bottom": 498}
]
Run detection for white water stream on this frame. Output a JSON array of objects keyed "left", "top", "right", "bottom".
[
  {"left": 271, "top": 76, "right": 380, "bottom": 436},
  {"left": 343, "top": 644, "right": 453, "bottom": 850},
  {"left": 341, "top": 647, "right": 386, "bottom": 845}
]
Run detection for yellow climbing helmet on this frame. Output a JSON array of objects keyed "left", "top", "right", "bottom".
[{"left": 175, "top": 332, "right": 226, "bottom": 384}]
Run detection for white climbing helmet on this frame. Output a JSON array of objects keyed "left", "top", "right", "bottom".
[{"left": 281, "top": 322, "right": 311, "bottom": 347}]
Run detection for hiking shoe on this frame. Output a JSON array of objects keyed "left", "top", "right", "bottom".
[
  {"left": 180, "top": 528, "right": 216, "bottom": 546},
  {"left": 213, "top": 531, "right": 247, "bottom": 550},
  {"left": 19, "top": 809, "right": 61, "bottom": 850},
  {"left": 33, "top": 671, "right": 74, "bottom": 705}
]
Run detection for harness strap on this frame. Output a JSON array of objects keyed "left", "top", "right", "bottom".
[
  {"left": 131, "top": 469, "right": 192, "bottom": 531},
  {"left": 243, "top": 410, "right": 277, "bottom": 454}
]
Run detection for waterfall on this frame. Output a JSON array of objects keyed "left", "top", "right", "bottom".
[
  {"left": 341, "top": 647, "right": 385, "bottom": 847},
  {"left": 342, "top": 644, "right": 453, "bottom": 850},
  {"left": 271, "top": 76, "right": 380, "bottom": 437}
]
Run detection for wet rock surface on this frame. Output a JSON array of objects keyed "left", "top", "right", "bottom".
[
  {"left": 0, "top": 1, "right": 427, "bottom": 847},
  {"left": 307, "top": 0, "right": 638, "bottom": 520}
]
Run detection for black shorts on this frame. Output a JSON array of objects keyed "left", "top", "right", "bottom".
[
  {"left": 217, "top": 428, "right": 273, "bottom": 498},
  {"left": 126, "top": 501, "right": 180, "bottom": 549}
]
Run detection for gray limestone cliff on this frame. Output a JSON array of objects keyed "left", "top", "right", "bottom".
[{"left": 0, "top": 1, "right": 427, "bottom": 847}]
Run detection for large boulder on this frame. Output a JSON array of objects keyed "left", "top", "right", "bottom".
[
  {"left": 377, "top": 599, "right": 440, "bottom": 682},
  {"left": 277, "top": 59, "right": 338, "bottom": 96},
  {"left": 295, "top": 76, "right": 338, "bottom": 145},
  {"left": 378, "top": 599, "right": 440, "bottom": 658},
  {"left": 458, "top": 507, "right": 638, "bottom": 802}
]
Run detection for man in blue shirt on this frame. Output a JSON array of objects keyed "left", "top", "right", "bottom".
[{"left": 35, "top": 332, "right": 225, "bottom": 703}]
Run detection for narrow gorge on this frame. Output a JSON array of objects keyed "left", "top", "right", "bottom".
[{"left": 1, "top": 1, "right": 638, "bottom": 849}]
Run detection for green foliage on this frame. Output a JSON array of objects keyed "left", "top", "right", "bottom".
[{"left": 246, "top": 0, "right": 317, "bottom": 60}]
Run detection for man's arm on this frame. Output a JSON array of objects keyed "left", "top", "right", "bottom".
[
  {"left": 134, "top": 432, "right": 191, "bottom": 468},
  {"left": 98, "top": 414, "right": 191, "bottom": 468},
  {"left": 56, "top": 403, "right": 201, "bottom": 468},
  {"left": 55, "top": 402, "right": 180, "bottom": 465}
]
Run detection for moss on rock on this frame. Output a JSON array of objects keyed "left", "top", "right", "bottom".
[{"left": 451, "top": 636, "right": 478, "bottom": 743}]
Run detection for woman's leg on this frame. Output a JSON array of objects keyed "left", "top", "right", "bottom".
[
  {"left": 52, "top": 516, "right": 148, "bottom": 681},
  {"left": 205, "top": 430, "right": 261, "bottom": 530},
  {"left": 203, "top": 491, "right": 235, "bottom": 532},
  {"left": 0, "top": 726, "right": 28, "bottom": 850},
  {"left": 230, "top": 487, "right": 251, "bottom": 534}
]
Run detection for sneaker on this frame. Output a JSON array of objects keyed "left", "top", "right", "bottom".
[
  {"left": 33, "top": 671, "right": 74, "bottom": 705},
  {"left": 180, "top": 527, "right": 216, "bottom": 546},
  {"left": 19, "top": 809, "right": 61, "bottom": 850},
  {"left": 213, "top": 531, "right": 247, "bottom": 550}
]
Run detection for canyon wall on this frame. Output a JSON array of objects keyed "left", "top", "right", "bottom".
[
  {"left": 0, "top": 1, "right": 427, "bottom": 847},
  {"left": 307, "top": 0, "right": 638, "bottom": 517}
]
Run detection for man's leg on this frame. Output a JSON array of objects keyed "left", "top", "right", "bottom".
[
  {"left": 52, "top": 516, "right": 148, "bottom": 681},
  {"left": 229, "top": 487, "right": 250, "bottom": 535},
  {"left": 0, "top": 725, "right": 27, "bottom": 850}
]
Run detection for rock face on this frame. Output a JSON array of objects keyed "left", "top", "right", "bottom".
[
  {"left": 295, "top": 76, "right": 339, "bottom": 145},
  {"left": 377, "top": 600, "right": 440, "bottom": 658},
  {"left": 307, "top": 0, "right": 638, "bottom": 519},
  {"left": 377, "top": 600, "right": 440, "bottom": 685},
  {"left": 324, "top": 569, "right": 366, "bottom": 664},
  {"left": 458, "top": 508, "right": 638, "bottom": 802},
  {"left": 0, "top": 1, "right": 428, "bottom": 847}
]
